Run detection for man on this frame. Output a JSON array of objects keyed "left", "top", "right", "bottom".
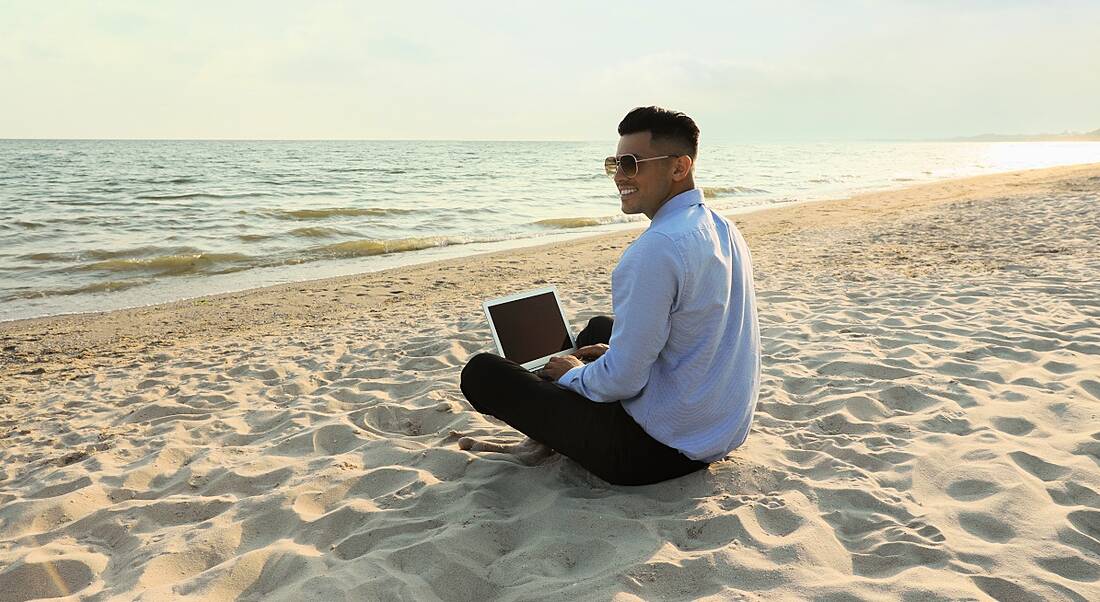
[{"left": 459, "top": 106, "right": 760, "bottom": 486}]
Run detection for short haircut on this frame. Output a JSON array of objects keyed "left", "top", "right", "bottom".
[{"left": 617, "top": 106, "right": 700, "bottom": 159}]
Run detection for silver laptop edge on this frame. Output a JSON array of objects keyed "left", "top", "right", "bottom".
[{"left": 482, "top": 285, "right": 577, "bottom": 371}]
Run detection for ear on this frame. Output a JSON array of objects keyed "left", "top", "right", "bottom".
[{"left": 671, "top": 155, "right": 693, "bottom": 181}]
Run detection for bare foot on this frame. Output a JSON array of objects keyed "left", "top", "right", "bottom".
[{"left": 453, "top": 432, "right": 555, "bottom": 465}]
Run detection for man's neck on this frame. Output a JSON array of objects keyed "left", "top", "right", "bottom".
[{"left": 648, "top": 180, "right": 696, "bottom": 220}]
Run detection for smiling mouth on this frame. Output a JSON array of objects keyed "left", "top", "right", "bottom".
[{"left": 618, "top": 186, "right": 638, "bottom": 197}]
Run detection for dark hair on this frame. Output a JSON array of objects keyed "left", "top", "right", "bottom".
[{"left": 617, "top": 106, "right": 700, "bottom": 159}]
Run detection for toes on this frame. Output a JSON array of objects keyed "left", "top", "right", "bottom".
[{"left": 458, "top": 437, "right": 512, "bottom": 453}]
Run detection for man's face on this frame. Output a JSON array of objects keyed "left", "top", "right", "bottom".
[{"left": 614, "top": 132, "right": 676, "bottom": 219}]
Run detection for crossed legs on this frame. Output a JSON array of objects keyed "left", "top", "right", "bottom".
[{"left": 459, "top": 316, "right": 707, "bottom": 486}]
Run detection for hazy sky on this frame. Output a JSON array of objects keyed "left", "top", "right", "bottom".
[{"left": 2, "top": 1, "right": 1098, "bottom": 141}]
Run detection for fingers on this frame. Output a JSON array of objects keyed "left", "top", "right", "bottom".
[
  {"left": 574, "top": 344, "right": 608, "bottom": 360},
  {"left": 541, "top": 359, "right": 566, "bottom": 380}
]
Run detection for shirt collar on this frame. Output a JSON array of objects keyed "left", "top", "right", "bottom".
[{"left": 651, "top": 188, "right": 704, "bottom": 224}]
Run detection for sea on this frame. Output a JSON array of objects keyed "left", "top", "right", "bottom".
[{"left": 3, "top": 139, "right": 1100, "bottom": 322}]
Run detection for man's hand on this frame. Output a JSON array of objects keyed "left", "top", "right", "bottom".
[
  {"left": 573, "top": 344, "right": 609, "bottom": 362},
  {"left": 541, "top": 355, "right": 583, "bottom": 381}
]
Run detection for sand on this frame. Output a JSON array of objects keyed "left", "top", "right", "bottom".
[{"left": 1, "top": 163, "right": 1099, "bottom": 601}]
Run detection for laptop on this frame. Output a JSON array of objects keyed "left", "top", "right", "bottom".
[{"left": 482, "top": 286, "right": 577, "bottom": 371}]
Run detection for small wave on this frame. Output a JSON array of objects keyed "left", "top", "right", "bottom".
[
  {"left": 314, "top": 237, "right": 459, "bottom": 258},
  {"left": 77, "top": 252, "right": 252, "bottom": 276},
  {"left": 2, "top": 279, "right": 153, "bottom": 301},
  {"left": 273, "top": 207, "right": 416, "bottom": 220},
  {"left": 13, "top": 221, "right": 46, "bottom": 230},
  {"left": 237, "top": 234, "right": 272, "bottom": 242},
  {"left": 534, "top": 216, "right": 614, "bottom": 229},
  {"left": 139, "top": 176, "right": 201, "bottom": 185},
  {"left": 136, "top": 192, "right": 271, "bottom": 201},
  {"left": 702, "top": 186, "right": 770, "bottom": 198},
  {"left": 94, "top": 246, "right": 204, "bottom": 260},
  {"left": 53, "top": 279, "right": 152, "bottom": 297},
  {"left": 289, "top": 226, "right": 346, "bottom": 238},
  {"left": 325, "top": 166, "right": 407, "bottom": 174},
  {"left": 21, "top": 251, "right": 71, "bottom": 262},
  {"left": 551, "top": 173, "right": 607, "bottom": 182},
  {"left": 21, "top": 246, "right": 204, "bottom": 262}
]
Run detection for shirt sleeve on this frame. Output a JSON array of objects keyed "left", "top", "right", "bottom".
[{"left": 557, "top": 232, "right": 681, "bottom": 401}]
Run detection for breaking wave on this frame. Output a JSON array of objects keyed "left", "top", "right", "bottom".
[
  {"left": 289, "top": 226, "right": 349, "bottom": 238},
  {"left": 21, "top": 246, "right": 204, "bottom": 262},
  {"left": 313, "top": 237, "right": 462, "bottom": 258},
  {"left": 51, "top": 279, "right": 153, "bottom": 297},
  {"left": 532, "top": 215, "right": 641, "bottom": 229},
  {"left": 702, "top": 186, "right": 770, "bottom": 197},
  {"left": 272, "top": 207, "right": 416, "bottom": 220},
  {"left": 77, "top": 252, "right": 253, "bottom": 276}
]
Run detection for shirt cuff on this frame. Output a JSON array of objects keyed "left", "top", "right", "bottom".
[{"left": 556, "top": 364, "right": 585, "bottom": 390}]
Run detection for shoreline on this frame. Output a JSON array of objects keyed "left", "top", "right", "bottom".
[
  {"left": 2, "top": 161, "right": 1099, "bottom": 380},
  {"left": 6, "top": 143, "right": 1100, "bottom": 325}
]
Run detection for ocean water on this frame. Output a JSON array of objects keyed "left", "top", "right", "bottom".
[{"left": 3, "top": 139, "right": 1100, "bottom": 322}]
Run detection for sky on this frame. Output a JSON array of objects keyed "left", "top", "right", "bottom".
[{"left": 1, "top": 1, "right": 1098, "bottom": 141}]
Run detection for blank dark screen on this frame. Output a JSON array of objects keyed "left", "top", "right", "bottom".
[{"left": 489, "top": 292, "right": 573, "bottom": 364}]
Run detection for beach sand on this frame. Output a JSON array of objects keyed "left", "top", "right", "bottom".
[{"left": 1, "top": 164, "right": 1099, "bottom": 601}]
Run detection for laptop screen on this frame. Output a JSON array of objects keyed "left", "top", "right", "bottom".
[{"left": 487, "top": 291, "right": 573, "bottom": 365}]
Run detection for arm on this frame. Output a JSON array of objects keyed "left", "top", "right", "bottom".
[{"left": 557, "top": 233, "right": 681, "bottom": 401}]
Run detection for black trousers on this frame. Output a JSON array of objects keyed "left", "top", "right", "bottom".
[{"left": 460, "top": 316, "right": 709, "bottom": 486}]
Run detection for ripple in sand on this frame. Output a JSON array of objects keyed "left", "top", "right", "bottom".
[
  {"left": 1008, "top": 450, "right": 1071, "bottom": 482},
  {"left": 332, "top": 518, "right": 446, "bottom": 560},
  {"left": 28, "top": 476, "right": 93, "bottom": 499},
  {"left": 1047, "top": 483, "right": 1100, "bottom": 508},
  {"left": 1058, "top": 521, "right": 1100, "bottom": 559},
  {"left": 991, "top": 416, "right": 1036, "bottom": 436},
  {"left": 851, "top": 541, "right": 949, "bottom": 578},
  {"left": 1072, "top": 439, "right": 1100, "bottom": 466},
  {"left": 958, "top": 511, "right": 1016, "bottom": 543},
  {"left": 945, "top": 478, "right": 1000, "bottom": 502},
  {"left": 268, "top": 422, "right": 369, "bottom": 456},
  {"left": 1035, "top": 554, "right": 1100, "bottom": 582},
  {"left": 352, "top": 402, "right": 460, "bottom": 438},
  {"left": 1067, "top": 510, "right": 1100, "bottom": 542},
  {"left": 346, "top": 466, "right": 438, "bottom": 501},
  {"left": 970, "top": 575, "right": 1045, "bottom": 602},
  {"left": 0, "top": 558, "right": 99, "bottom": 599}
]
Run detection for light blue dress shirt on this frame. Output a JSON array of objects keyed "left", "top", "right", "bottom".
[{"left": 558, "top": 188, "right": 761, "bottom": 462}]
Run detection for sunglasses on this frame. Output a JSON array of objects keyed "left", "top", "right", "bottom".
[{"left": 603, "top": 154, "right": 678, "bottom": 178}]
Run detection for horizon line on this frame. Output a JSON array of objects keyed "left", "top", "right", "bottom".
[
  {"left": 0, "top": 137, "right": 1039, "bottom": 144},
  {"left": 3, "top": 135, "right": 1098, "bottom": 144}
]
